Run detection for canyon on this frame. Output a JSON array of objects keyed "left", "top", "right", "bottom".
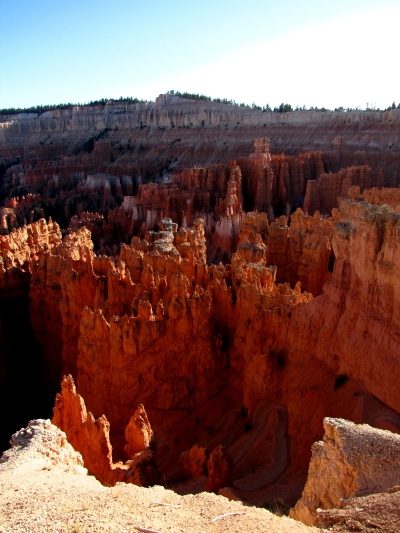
[{"left": 1, "top": 95, "right": 400, "bottom": 528}]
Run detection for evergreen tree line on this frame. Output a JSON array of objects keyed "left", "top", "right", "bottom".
[
  {"left": 167, "top": 92, "right": 400, "bottom": 113},
  {"left": 1, "top": 93, "right": 399, "bottom": 117},
  {"left": 0, "top": 96, "right": 145, "bottom": 116}
]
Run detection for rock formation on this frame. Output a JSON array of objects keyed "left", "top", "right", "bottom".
[
  {"left": 178, "top": 444, "right": 209, "bottom": 479},
  {"left": 52, "top": 374, "right": 117, "bottom": 483},
  {"left": 315, "top": 489, "right": 400, "bottom": 532},
  {"left": 291, "top": 418, "right": 400, "bottom": 525},
  {"left": 52, "top": 374, "right": 158, "bottom": 487},
  {"left": 0, "top": 218, "right": 62, "bottom": 451},
  {"left": 21, "top": 211, "right": 325, "bottom": 499},
  {"left": 2, "top": 418, "right": 86, "bottom": 474},
  {"left": 347, "top": 184, "right": 400, "bottom": 208},
  {"left": 2, "top": 191, "right": 395, "bottom": 504},
  {"left": 124, "top": 404, "right": 154, "bottom": 458},
  {"left": 205, "top": 445, "right": 234, "bottom": 493},
  {"left": 236, "top": 209, "right": 334, "bottom": 295},
  {"left": 1, "top": 121, "right": 397, "bottom": 260},
  {"left": 2, "top": 97, "right": 399, "bottom": 182},
  {"left": 303, "top": 165, "right": 373, "bottom": 215},
  {"left": 1, "top": 114, "right": 400, "bottom": 508},
  {"left": 294, "top": 197, "right": 400, "bottom": 417},
  {"left": 0, "top": 217, "right": 61, "bottom": 273}
]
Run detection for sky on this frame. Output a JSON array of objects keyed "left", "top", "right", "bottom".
[{"left": 1, "top": 0, "right": 399, "bottom": 110}]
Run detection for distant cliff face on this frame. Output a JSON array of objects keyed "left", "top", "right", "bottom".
[
  {"left": 1, "top": 97, "right": 398, "bottom": 257},
  {"left": 1, "top": 95, "right": 399, "bottom": 187},
  {"left": 2, "top": 94, "right": 399, "bottom": 141}
]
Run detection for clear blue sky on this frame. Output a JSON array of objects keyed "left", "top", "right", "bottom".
[{"left": 1, "top": 0, "right": 399, "bottom": 110}]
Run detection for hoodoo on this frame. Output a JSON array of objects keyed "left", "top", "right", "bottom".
[{"left": 1, "top": 99, "right": 400, "bottom": 526}]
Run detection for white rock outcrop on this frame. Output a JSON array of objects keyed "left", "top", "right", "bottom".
[{"left": 290, "top": 417, "right": 400, "bottom": 525}]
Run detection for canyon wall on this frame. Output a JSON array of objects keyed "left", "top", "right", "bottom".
[
  {"left": 291, "top": 198, "right": 400, "bottom": 417},
  {"left": 1, "top": 96, "right": 399, "bottom": 216},
  {"left": 0, "top": 219, "right": 61, "bottom": 450},
  {"left": 24, "top": 213, "right": 325, "bottom": 496},
  {"left": 0, "top": 128, "right": 397, "bottom": 276},
  {"left": 2, "top": 95, "right": 399, "bottom": 148},
  {"left": 21, "top": 191, "right": 400, "bottom": 503},
  {"left": 303, "top": 165, "right": 375, "bottom": 215},
  {"left": 1, "top": 109, "right": 400, "bottom": 504}
]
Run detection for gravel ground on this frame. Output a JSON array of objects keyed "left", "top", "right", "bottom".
[
  {"left": 0, "top": 420, "right": 321, "bottom": 533},
  {"left": 316, "top": 489, "right": 400, "bottom": 532}
]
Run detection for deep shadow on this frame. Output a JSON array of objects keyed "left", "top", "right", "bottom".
[
  {"left": 0, "top": 273, "right": 53, "bottom": 453},
  {"left": 328, "top": 252, "right": 336, "bottom": 273},
  {"left": 334, "top": 373, "right": 349, "bottom": 390}
]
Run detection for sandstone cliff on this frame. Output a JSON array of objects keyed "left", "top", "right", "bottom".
[
  {"left": 292, "top": 197, "right": 400, "bottom": 418},
  {"left": 236, "top": 209, "right": 334, "bottom": 295},
  {"left": 0, "top": 219, "right": 62, "bottom": 451},
  {"left": 1, "top": 118, "right": 400, "bottom": 508},
  {"left": 0, "top": 212, "right": 337, "bottom": 505},
  {"left": 19, "top": 190, "right": 400, "bottom": 505},
  {"left": 347, "top": 184, "right": 400, "bottom": 208},
  {"left": 2, "top": 97, "right": 398, "bottom": 246},
  {"left": 303, "top": 165, "right": 374, "bottom": 215},
  {"left": 291, "top": 418, "right": 400, "bottom": 525},
  {"left": 22, "top": 213, "right": 319, "bottom": 497},
  {"left": 2, "top": 96, "right": 399, "bottom": 175},
  {"left": 52, "top": 374, "right": 158, "bottom": 486}
]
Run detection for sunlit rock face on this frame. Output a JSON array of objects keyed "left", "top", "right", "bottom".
[
  {"left": 1, "top": 105, "right": 400, "bottom": 504},
  {"left": 291, "top": 417, "right": 400, "bottom": 525},
  {"left": 2, "top": 194, "right": 393, "bottom": 504}
]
